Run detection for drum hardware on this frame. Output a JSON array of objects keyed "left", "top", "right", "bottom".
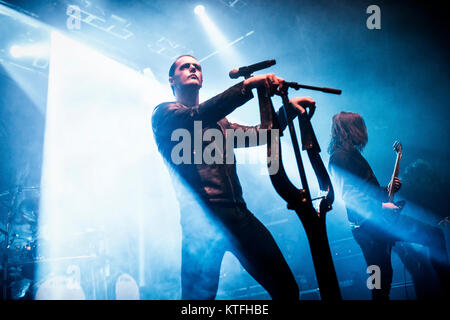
[
  {"left": 34, "top": 267, "right": 86, "bottom": 300},
  {"left": 31, "top": 253, "right": 114, "bottom": 300},
  {"left": 115, "top": 273, "right": 140, "bottom": 300},
  {"left": 0, "top": 191, "right": 119, "bottom": 300},
  {"left": 1, "top": 186, "right": 21, "bottom": 299},
  {"left": 1, "top": 186, "right": 39, "bottom": 299}
]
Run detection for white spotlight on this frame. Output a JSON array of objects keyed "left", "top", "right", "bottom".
[
  {"left": 10, "top": 45, "right": 23, "bottom": 58},
  {"left": 194, "top": 5, "right": 205, "bottom": 15}
]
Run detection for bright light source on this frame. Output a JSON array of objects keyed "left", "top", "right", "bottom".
[
  {"left": 10, "top": 45, "right": 22, "bottom": 58},
  {"left": 194, "top": 5, "right": 205, "bottom": 15}
]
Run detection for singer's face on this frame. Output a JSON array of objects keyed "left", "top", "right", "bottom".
[{"left": 170, "top": 56, "right": 203, "bottom": 91}]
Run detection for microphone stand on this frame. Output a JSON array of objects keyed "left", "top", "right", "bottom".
[
  {"left": 239, "top": 62, "right": 342, "bottom": 300},
  {"left": 276, "top": 83, "right": 341, "bottom": 300},
  {"left": 284, "top": 81, "right": 341, "bottom": 95}
]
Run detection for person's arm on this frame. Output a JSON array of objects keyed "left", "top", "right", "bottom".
[
  {"left": 153, "top": 73, "right": 287, "bottom": 133},
  {"left": 153, "top": 81, "right": 254, "bottom": 131},
  {"left": 276, "top": 96, "right": 315, "bottom": 132},
  {"left": 330, "top": 151, "right": 404, "bottom": 220},
  {"left": 222, "top": 96, "right": 316, "bottom": 148},
  {"left": 329, "top": 151, "right": 385, "bottom": 221},
  {"left": 221, "top": 119, "right": 261, "bottom": 148}
]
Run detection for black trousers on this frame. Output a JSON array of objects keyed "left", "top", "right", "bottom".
[
  {"left": 352, "top": 213, "right": 450, "bottom": 300},
  {"left": 180, "top": 203, "right": 299, "bottom": 300},
  {"left": 392, "top": 242, "right": 441, "bottom": 299}
]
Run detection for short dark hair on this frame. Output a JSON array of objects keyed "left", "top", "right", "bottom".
[
  {"left": 168, "top": 55, "right": 198, "bottom": 96},
  {"left": 328, "top": 112, "right": 368, "bottom": 154},
  {"left": 168, "top": 54, "right": 197, "bottom": 78}
]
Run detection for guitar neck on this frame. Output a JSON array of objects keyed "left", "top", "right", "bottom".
[{"left": 388, "top": 152, "right": 402, "bottom": 202}]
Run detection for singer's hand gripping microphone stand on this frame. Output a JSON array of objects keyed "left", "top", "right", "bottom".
[{"left": 237, "top": 61, "right": 342, "bottom": 301}]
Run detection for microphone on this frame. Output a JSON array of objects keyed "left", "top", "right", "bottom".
[{"left": 229, "top": 59, "right": 276, "bottom": 79}]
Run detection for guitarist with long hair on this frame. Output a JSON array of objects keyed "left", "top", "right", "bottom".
[{"left": 328, "top": 112, "right": 449, "bottom": 300}]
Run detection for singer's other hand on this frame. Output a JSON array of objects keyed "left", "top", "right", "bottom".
[
  {"left": 289, "top": 97, "right": 316, "bottom": 119},
  {"left": 243, "top": 73, "right": 284, "bottom": 96},
  {"left": 382, "top": 202, "right": 400, "bottom": 211}
]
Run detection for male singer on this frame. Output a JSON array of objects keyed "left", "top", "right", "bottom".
[{"left": 152, "top": 55, "right": 315, "bottom": 299}]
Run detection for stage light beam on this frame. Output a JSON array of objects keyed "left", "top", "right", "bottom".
[
  {"left": 194, "top": 5, "right": 242, "bottom": 66},
  {"left": 39, "top": 31, "right": 180, "bottom": 299}
]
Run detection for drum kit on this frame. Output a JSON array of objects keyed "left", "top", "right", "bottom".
[{"left": 0, "top": 186, "right": 140, "bottom": 300}]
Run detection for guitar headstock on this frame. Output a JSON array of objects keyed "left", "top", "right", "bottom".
[{"left": 393, "top": 141, "right": 403, "bottom": 154}]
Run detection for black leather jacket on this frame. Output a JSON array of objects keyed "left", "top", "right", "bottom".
[{"left": 151, "top": 81, "right": 290, "bottom": 208}]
